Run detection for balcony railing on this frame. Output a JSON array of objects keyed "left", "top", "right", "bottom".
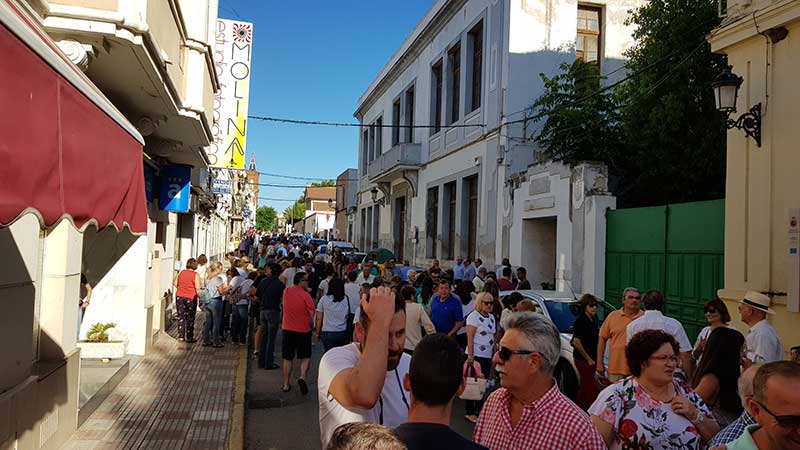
[{"left": 367, "top": 143, "right": 422, "bottom": 180}]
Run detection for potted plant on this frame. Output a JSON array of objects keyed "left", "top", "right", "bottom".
[{"left": 78, "top": 322, "right": 128, "bottom": 359}]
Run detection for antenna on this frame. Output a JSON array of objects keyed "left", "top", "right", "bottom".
[{"left": 565, "top": 279, "right": 578, "bottom": 301}]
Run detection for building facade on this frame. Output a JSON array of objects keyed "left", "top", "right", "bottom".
[
  {"left": 304, "top": 186, "right": 336, "bottom": 239},
  {"left": 354, "top": 0, "right": 639, "bottom": 293},
  {"left": 335, "top": 168, "right": 358, "bottom": 242},
  {"left": 709, "top": 0, "right": 800, "bottom": 355}
]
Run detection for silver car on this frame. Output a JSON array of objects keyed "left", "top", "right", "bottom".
[{"left": 499, "top": 290, "right": 616, "bottom": 387}]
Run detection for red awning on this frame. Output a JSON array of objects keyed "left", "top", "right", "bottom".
[{"left": 0, "top": 0, "right": 147, "bottom": 233}]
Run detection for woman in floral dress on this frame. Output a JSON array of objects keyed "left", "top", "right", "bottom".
[{"left": 589, "top": 330, "right": 720, "bottom": 450}]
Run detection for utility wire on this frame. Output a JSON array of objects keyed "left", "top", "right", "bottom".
[{"left": 248, "top": 115, "right": 484, "bottom": 129}]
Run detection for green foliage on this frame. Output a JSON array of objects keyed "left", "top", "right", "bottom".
[
  {"left": 86, "top": 323, "right": 116, "bottom": 342},
  {"left": 284, "top": 195, "right": 305, "bottom": 222},
  {"left": 529, "top": 0, "right": 727, "bottom": 207},
  {"left": 616, "top": 0, "right": 727, "bottom": 206},
  {"left": 531, "top": 60, "right": 623, "bottom": 167},
  {"left": 310, "top": 180, "right": 335, "bottom": 187},
  {"left": 256, "top": 206, "right": 277, "bottom": 230}
]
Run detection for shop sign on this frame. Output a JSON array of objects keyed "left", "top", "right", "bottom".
[
  {"left": 212, "top": 178, "right": 233, "bottom": 194},
  {"left": 159, "top": 165, "right": 191, "bottom": 212}
]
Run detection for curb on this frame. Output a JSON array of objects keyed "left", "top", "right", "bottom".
[{"left": 229, "top": 344, "right": 248, "bottom": 450}]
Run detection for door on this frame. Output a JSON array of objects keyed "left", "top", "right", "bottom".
[
  {"left": 395, "top": 197, "right": 406, "bottom": 262},
  {"left": 466, "top": 176, "right": 478, "bottom": 260}
]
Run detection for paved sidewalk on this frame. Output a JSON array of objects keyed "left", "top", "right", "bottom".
[{"left": 61, "top": 313, "right": 245, "bottom": 450}]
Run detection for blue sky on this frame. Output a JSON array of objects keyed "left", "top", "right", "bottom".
[{"left": 218, "top": 1, "right": 433, "bottom": 212}]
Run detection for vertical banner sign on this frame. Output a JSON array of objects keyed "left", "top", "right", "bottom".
[
  {"left": 788, "top": 208, "right": 800, "bottom": 313},
  {"left": 160, "top": 165, "right": 191, "bottom": 212},
  {"left": 210, "top": 19, "right": 253, "bottom": 169}
]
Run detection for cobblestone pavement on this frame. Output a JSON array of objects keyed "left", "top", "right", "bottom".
[{"left": 61, "top": 313, "right": 243, "bottom": 450}]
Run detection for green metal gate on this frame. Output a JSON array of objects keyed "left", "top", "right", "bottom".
[{"left": 605, "top": 200, "right": 725, "bottom": 340}]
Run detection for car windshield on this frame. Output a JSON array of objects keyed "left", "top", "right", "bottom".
[{"left": 543, "top": 300, "right": 614, "bottom": 333}]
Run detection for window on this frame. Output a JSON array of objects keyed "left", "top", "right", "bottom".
[
  {"left": 362, "top": 128, "right": 369, "bottom": 172},
  {"left": 448, "top": 43, "right": 461, "bottom": 124},
  {"left": 576, "top": 6, "right": 601, "bottom": 64},
  {"left": 426, "top": 187, "right": 439, "bottom": 258},
  {"left": 372, "top": 205, "right": 380, "bottom": 249},
  {"left": 360, "top": 208, "right": 367, "bottom": 250},
  {"left": 392, "top": 99, "right": 401, "bottom": 146},
  {"left": 445, "top": 181, "right": 457, "bottom": 259},
  {"left": 374, "top": 117, "right": 383, "bottom": 156},
  {"left": 404, "top": 86, "right": 415, "bottom": 143},
  {"left": 368, "top": 125, "right": 375, "bottom": 163},
  {"left": 431, "top": 60, "right": 443, "bottom": 133},
  {"left": 468, "top": 21, "right": 483, "bottom": 112},
  {"left": 465, "top": 175, "right": 478, "bottom": 260}
]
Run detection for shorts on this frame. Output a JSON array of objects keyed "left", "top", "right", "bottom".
[{"left": 281, "top": 330, "right": 312, "bottom": 360}]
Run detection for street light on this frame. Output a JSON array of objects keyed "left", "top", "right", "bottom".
[
  {"left": 712, "top": 65, "right": 761, "bottom": 147},
  {"left": 370, "top": 187, "right": 386, "bottom": 207},
  {"left": 328, "top": 198, "right": 334, "bottom": 209}
]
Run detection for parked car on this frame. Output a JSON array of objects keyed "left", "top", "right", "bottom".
[
  {"left": 499, "top": 290, "right": 616, "bottom": 390},
  {"left": 325, "top": 240, "right": 357, "bottom": 262}
]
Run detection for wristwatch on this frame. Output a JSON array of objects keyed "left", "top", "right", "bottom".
[{"left": 692, "top": 410, "right": 706, "bottom": 424}]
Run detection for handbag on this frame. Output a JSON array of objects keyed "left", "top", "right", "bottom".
[
  {"left": 459, "top": 360, "right": 487, "bottom": 401},
  {"left": 344, "top": 295, "right": 356, "bottom": 342},
  {"left": 199, "top": 282, "right": 219, "bottom": 305}
]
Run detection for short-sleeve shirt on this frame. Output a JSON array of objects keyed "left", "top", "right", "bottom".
[
  {"left": 395, "top": 423, "right": 488, "bottom": 450},
  {"left": 318, "top": 343, "right": 411, "bottom": 448},
  {"left": 466, "top": 311, "right": 496, "bottom": 359},
  {"left": 745, "top": 320, "right": 784, "bottom": 364},
  {"left": 206, "top": 274, "right": 226, "bottom": 299},
  {"left": 429, "top": 294, "right": 465, "bottom": 334},
  {"left": 457, "top": 296, "right": 475, "bottom": 336},
  {"left": 588, "top": 377, "right": 713, "bottom": 450},
  {"left": 626, "top": 310, "right": 692, "bottom": 353},
  {"left": 572, "top": 314, "right": 599, "bottom": 361},
  {"left": 598, "top": 308, "right": 643, "bottom": 375},
  {"left": 282, "top": 285, "right": 315, "bottom": 333},
  {"left": 316, "top": 295, "right": 352, "bottom": 332}
]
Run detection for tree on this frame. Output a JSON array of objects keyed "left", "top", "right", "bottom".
[
  {"left": 256, "top": 206, "right": 277, "bottom": 231},
  {"left": 310, "top": 180, "right": 335, "bottom": 187},
  {"left": 531, "top": 60, "right": 623, "bottom": 167},
  {"left": 284, "top": 195, "right": 305, "bottom": 224},
  {"left": 615, "top": 0, "right": 726, "bottom": 206}
]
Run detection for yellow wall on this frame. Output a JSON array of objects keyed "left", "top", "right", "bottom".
[{"left": 711, "top": 9, "right": 800, "bottom": 356}]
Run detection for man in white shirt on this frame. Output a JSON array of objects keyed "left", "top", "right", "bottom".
[
  {"left": 317, "top": 287, "right": 410, "bottom": 448},
  {"left": 472, "top": 267, "right": 487, "bottom": 292},
  {"left": 355, "top": 261, "right": 376, "bottom": 285},
  {"left": 739, "top": 291, "right": 784, "bottom": 366},
  {"left": 626, "top": 290, "right": 693, "bottom": 380}
]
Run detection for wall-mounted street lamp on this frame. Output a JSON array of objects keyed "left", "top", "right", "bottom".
[
  {"left": 328, "top": 198, "right": 334, "bottom": 209},
  {"left": 370, "top": 187, "right": 386, "bottom": 207},
  {"left": 712, "top": 65, "right": 761, "bottom": 147}
]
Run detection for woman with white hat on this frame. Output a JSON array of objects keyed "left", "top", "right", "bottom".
[{"left": 738, "top": 291, "right": 784, "bottom": 366}]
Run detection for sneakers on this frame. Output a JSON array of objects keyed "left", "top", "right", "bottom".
[{"left": 298, "top": 378, "right": 308, "bottom": 395}]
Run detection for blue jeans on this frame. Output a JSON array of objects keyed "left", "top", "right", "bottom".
[
  {"left": 203, "top": 298, "right": 224, "bottom": 344},
  {"left": 321, "top": 330, "right": 348, "bottom": 352},
  {"left": 231, "top": 304, "right": 249, "bottom": 343},
  {"left": 258, "top": 309, "right": 281, "bottom": 368}
]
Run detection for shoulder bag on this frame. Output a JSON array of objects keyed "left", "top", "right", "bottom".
[
  {"left": 459, "top": 360, "right": 487, "bottom": 401},
  {"left": 344, "top": 295, "right": 356, "bottom": 342}
]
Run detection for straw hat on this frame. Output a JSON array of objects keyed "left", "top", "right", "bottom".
[{"left": 741, "top": 291, "right": 775, "bottom": 314}]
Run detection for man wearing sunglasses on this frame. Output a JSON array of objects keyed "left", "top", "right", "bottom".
[
  {"left": 719, "top": 361, "right": 800, "bottom": 450},
  {"left": 473, "top": 312, "right": 605, "bottom": 450}
]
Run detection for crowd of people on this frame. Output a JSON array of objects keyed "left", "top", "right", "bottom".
[{"left": 173, "top": 231, "right": 799, "bottom": 450}]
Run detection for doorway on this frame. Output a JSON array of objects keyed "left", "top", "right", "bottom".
[
  {"left": 394, "top": 196, "right": 406, "bottom": 262},
  {"left": 521, "top": 217, "right": 557, "bottom": 290}
]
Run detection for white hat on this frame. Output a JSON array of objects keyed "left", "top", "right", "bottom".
[{"left": 741, "top": 291, "right": 775, "bottom": 314}]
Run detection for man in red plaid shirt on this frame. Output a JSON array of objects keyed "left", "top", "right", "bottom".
[{"left": 473, "top": 312, "right": 607, "bottom": 450}]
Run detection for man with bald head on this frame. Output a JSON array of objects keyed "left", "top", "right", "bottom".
[
  {"left": 709, "top": 364, "right": 761, "bottom": 446},
  {"left": 720, "top": 361, "right": 800, "bottom": 450}
]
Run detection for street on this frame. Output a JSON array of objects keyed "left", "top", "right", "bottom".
[{"left": 245, "top": 332, "right": 475, "bottom": 450}]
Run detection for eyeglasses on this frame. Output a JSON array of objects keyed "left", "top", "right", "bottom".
[
  {"left": 755, "top": 401, "right": 800, "bottom": 429},
  {"left": 588, "top": 303, "right": 599, "bottom": 308},
  {"left": 482, "top": 301, "right": 495, "bottom": 305},
  {"left": 705, "top": 308, "right": 718, "bottom": 314},
  {"left": 498, "top": 346, "right": 535, "bottom": 361},
  {"left": 649, "top": 354, "right": 679, "bottom": 363}
]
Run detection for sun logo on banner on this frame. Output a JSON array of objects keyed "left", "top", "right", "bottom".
[{"left": 233, "top": 23, "right": 252, "bottom": 43}]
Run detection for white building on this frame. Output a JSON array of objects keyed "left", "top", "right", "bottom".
[{"left": 355, "top": 0, "right": 638, "bottom": 294}]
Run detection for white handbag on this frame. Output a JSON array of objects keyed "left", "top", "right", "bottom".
[{"left": 459, "top": 361, "right": 487, "bottom": 401}]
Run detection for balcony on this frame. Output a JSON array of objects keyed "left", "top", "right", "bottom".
[{"left": 367, "top": 143, "right": 422, "bottom": 181}]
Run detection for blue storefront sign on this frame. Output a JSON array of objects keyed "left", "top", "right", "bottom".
[
  {"left": 159, "top": 165, "right": 191, "bottom": 212},
  {"left": 143, "top": 163, "right": 156, "bottom": 202},
  {"left": 212, "top": 178, "right": 233, "bottom": 194}
]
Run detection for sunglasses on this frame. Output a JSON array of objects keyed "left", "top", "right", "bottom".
[
  {"left": 482, "top": 301, "right": 495, "bottom": 305},
  {"left": 498, "top": 346, "right": 535, "bottom": 361},
  {"left": 756, "top": 401, "right": 800, "bottom": 429},
  {"left": 705, "top": 308, "right": 718, "bottom": 314}
]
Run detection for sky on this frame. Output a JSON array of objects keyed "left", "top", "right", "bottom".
[{"left": 217, "top": 1, "right": 434, "bottom": 212}]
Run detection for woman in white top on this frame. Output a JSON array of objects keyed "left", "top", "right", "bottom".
[
  {"left": 315, "top": 278, "right": 357, "bottom": 352},
  {"left": 454, "top": 281, "right": 476, "bottom": 349},
  {"left": 401, "top": 285, "right": 436, "bottom": 354},
  {"left": 692, "top": 298, "right": 735, "bottom": 363},
  {"left": 464, "top": 291, "right": 497, "bottom": 423},
  {"left": 195, "top": 254, "right": 208, "bottom": 286}
]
